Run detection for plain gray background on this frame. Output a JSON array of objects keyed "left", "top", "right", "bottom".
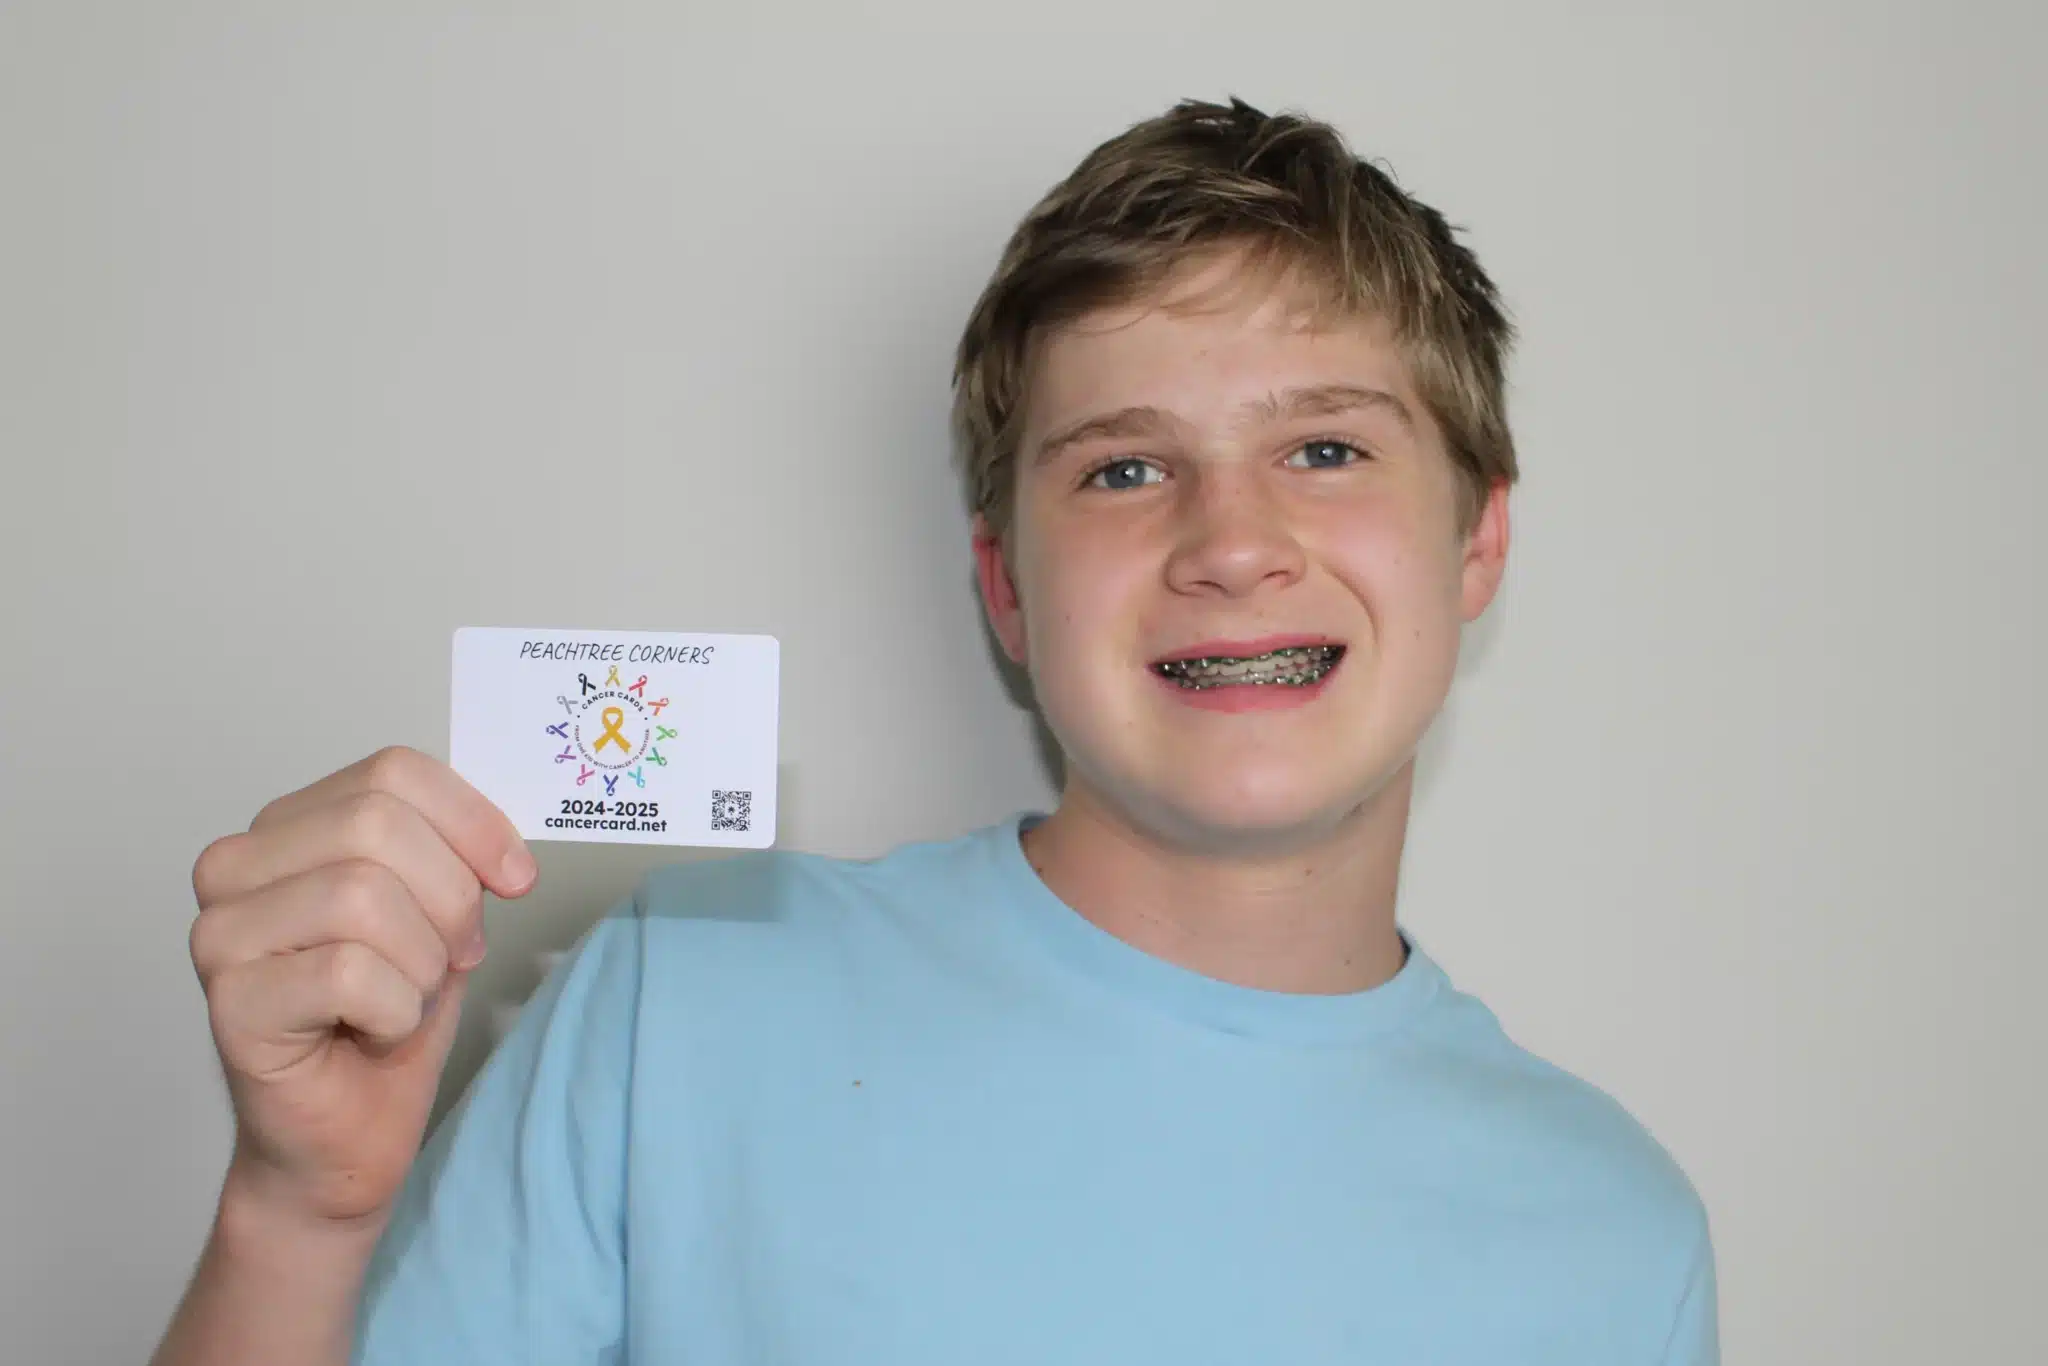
[{"left": 2, "top": 2, "right": 2041, "bottom": 1361}]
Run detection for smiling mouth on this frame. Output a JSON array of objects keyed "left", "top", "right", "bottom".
[{"left": 1151, "top": 644, "right": 1346, "bottom": 690}]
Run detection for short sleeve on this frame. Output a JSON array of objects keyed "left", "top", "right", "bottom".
[
  {"left": 1658, "top": 1227, "right": 1721, "bottom": 1366},
  {"left": 352, "top": 901, "right": 644, "bottom": 1365}
]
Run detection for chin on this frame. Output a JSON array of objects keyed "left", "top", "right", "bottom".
[
  {"left": 1040, "top": 667, "right": 1428, "bottom": 853},
  {"left": 1123, "top": 765, "right": 1379, "bottom": 857}
]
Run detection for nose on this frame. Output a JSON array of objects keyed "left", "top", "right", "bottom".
[{"left": 1162, "top": 467, "right": 1306, "bottom": 598}]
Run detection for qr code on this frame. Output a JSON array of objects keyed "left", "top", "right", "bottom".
[{"left": 711, "top": 789, "right": 752, "bottom": 832}]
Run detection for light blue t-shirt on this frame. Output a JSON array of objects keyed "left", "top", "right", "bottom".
[{"left": 356, "top": 816, "right": 1717, "bottom": 1364}]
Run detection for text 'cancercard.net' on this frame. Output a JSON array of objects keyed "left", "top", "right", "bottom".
[{"left": 450, "top": 626, "right": 779, "bottom": 848}]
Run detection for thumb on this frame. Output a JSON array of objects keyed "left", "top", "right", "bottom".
[{"left": 361, "top": 967, "right": 471, "bottom": 1071}]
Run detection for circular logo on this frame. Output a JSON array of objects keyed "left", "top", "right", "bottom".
[{"left": 572, "top": 689, "right": 651, "bottom": 770}]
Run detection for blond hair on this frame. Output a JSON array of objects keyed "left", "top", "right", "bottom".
[{"left": 952, "top": 97, "right": 1518, "bottom": 537}]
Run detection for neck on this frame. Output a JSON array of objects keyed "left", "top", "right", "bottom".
[{"left": 1020, "top": 765, "right": 1415, "bottom": 996}]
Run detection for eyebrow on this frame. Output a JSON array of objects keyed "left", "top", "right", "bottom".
[{"left": 1031, "top": 383, "right": 1415, "bottom": 467}]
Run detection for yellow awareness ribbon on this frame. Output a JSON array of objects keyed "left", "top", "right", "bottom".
[{"left": 592, "top": 706, "right": 632, "bottom": 754}]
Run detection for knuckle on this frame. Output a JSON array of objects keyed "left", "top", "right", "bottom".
[
  {"left": 340, "top": 789, "right": 403, "bottom": 852},
  {"left": 326, "top": 858, "right": 395, "bottom": 930},
  {"left": 190, "top": 833, "right": 244, "bottom": 906},
  {"left": 187, "top": 907, "right": 223, "bottom": 976},
  {"left": 363, "top": 745, "right": 423, "bottom": 791}
]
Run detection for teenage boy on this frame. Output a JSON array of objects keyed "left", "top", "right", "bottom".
[{"left": 154, "top": 97, "right": 1718, "bottom": 1365}]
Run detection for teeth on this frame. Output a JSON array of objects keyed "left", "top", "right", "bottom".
[{"left": 1154, "top": 645, "right": 1343, "bottom": 689}]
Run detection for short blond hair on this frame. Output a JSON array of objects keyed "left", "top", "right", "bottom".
[{"left": 952, "top": 97, "right": 1518, "bottom": 538}]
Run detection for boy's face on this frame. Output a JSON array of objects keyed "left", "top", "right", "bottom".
[{"left": 975, "top": 253, "right": 1509, "bottom": 856}]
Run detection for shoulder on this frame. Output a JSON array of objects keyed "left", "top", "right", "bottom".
[
  {"left": 1385, "top": 964, "right": 1720, "bottom": 1356},
  {"left": 626, "top": 820, "right": 991, "bottom": 935},
  {"left": 575, "top": 822, "right": 1005, "bottom": 1032},
  {"left": 1406, "top": 966, "right": 1711, "bottom": 1249}
]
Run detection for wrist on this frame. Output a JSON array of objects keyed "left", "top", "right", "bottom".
[
  {"left": 216, "top": 1156, "right": 392, "bottom": 1262},
  {"left": 151, "top": 1158, "right": 386, "bottom": 1366}
]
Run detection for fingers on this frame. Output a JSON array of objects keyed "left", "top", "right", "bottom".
[
  {"left": 209, "top": 940, "right": 433, "bottom": 1071},
  {"left": 186, "top": 746, "right": 531, "bottom": 1083},
  {"left": 190, "top": 860, "right": 453, "bottom": 998},
  {"left": 245, "top": 747, "right": 535, "bottom": 900},
  {"left": 196, "top": 791, "right": 485, "bottom": 967}
]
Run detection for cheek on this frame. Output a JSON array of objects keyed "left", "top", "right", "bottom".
[
  {"left": 1327, "top": 534, "right": 1464, "bottom": 734},
  {"left": 1020, "top": 571, "right": 1102, "bottom": 679},
  {"left": 1388, "top": 552, "right": 1470, "bottom": 688},
  {"left": 1014, "top": 535, "right": 1160, "bottom": 707},
  {"left": 1321, "top": 501, "right": 1463, "bottom": 620}
]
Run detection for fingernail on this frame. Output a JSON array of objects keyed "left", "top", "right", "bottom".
[
  {"left": 455, "top": 929, "right": 488, "bottom": 971},
  {"left": 500, "top": 847, "right": 537, "bottom": 891}
]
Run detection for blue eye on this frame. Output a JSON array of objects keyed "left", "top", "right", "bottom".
[
  {"left": 1288, "top": 440, "right": 1363, "bottom": 469},
  {"left": 1086, "top": 458, "right": 1164, "bottom": 491}
]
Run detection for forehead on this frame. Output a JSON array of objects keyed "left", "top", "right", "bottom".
[{"left": 1021, "top": 254, "right": 1424, "bottom": 437}]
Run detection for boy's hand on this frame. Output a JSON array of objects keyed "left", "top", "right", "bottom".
[{"left": 187, "top": 746, "right": 538, "bottom": 1228}]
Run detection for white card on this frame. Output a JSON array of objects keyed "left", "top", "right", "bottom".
[{"left": 449, "top": 626, "right": 779, "bottom": 848}]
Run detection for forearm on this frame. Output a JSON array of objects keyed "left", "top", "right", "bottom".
[{"left": 151, "top": 1165, "right": 387, "bottom": 1366}]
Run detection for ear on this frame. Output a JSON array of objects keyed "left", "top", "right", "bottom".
[
  {"left": 972, "top": 515, "right": 1029, "bottom": 665},
  {"left": 1458, "top": 480, "right": 1511, "bottom": 622}
]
